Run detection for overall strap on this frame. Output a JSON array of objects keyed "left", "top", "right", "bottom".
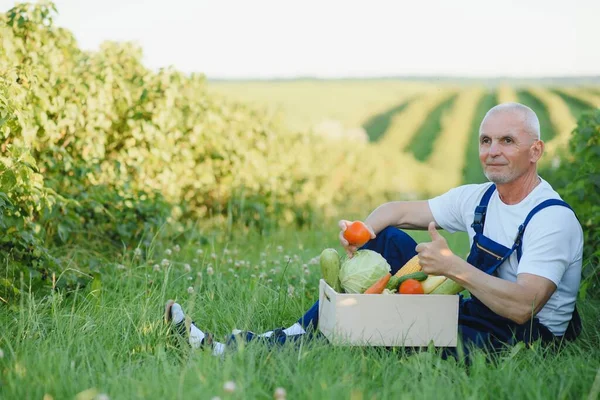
[
  {"left": 471, "top": 184, "right": 497, "bottom": 234},
  {"left": 514, "top": 199, "right": 574, "bottom": 262}
]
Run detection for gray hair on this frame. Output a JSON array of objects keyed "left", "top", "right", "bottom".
[{"left": 480, "top": 102, "right": 541, "bottom": 140}]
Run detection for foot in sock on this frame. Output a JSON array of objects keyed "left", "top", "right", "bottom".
[{"left": 164, "top": 300, "right": 225, "bottom": 355}]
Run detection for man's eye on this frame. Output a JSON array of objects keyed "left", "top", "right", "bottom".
[{"left": 504, "top": 138, "right": 513, "bottom": 143}]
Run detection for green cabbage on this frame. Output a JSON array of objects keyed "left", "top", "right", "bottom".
[{"left": 339, "top": 250, "right": 391, "bottom": 294}]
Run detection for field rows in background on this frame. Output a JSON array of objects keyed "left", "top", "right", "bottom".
[
  {"left": 553, "top": 89, "right": 597, "bottom": 121},
  {"left": 517, "top": 90, "right": 557, "bottom": 142},
  {"left": 405, "top": 93, "right": 458, "bottom": 161},
  {"left": 207, "top": 81, "right": 435, "bottom": 133},
  {"left": 526, "top": 87, "right": 577, "bottom": 159},
  {"left": 462, "top": 90, "right": 497, "bottom": 184},
  {"left": 375, "top": 89, "right": 456, "bottom": 152},
  {"left": 555, "top": 87, "right": 600, "bottom": 110},
  {"left": 208, "top": 81, "right": 597, "bottom": 193}
]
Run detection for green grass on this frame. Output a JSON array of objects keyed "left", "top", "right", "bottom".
[
  {"left": 406, "top": 94, "right": 458, "bottom": 162},
  {"left": 1, "top": 225, "right": 599, "bottom": 399},
  {"left": 462, "top": 91, "right": 497, "bottom": 185},
  {"left": 517, "top": 90, "right": 557, "bottom": 142},
  {"left": 552, "top": 89, "right": 595, "bottom": 120}
]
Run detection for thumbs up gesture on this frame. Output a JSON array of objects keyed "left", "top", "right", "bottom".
[{"left": 415, "top": 221, "right": 455, "bottom": 275}]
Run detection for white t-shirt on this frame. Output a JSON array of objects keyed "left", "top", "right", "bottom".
[{"left": 428, "top": 178, "right": 583, "bottom": 336}]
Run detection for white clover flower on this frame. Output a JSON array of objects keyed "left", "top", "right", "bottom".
[
  {"left": 234, "top": 261, "right": 240, "bottom": 268},
  {"left": 184, "top": 264, "right": 191, "bottom": 273},
  {"left": 223, "top": 381, "right": 236, "bottom": 393},
  {"left": 227, "top": 258, "right": 233, "bottom": 264},
  {"left": 187, "top": 276, "right": 193, "bottom": 281},
  {"left": 293, "top": 254, "right": 300, "bottom": 261},
  {"left": 267, "top": 278, "right": 273, "bottom": 283},
  {"left": 96, "top": 394, "right": 110, "bottom": 400},
  {"left": 276, "top": 245, "right": 283, "bottom": 253},
  {"left": 153, "top": 264, "right": 160, "bottom": 271},
  {"left": 173, "top": 244, "right": 181, "bottom": 253},
  {"left": 261, "top": 260, "right": 267, "bottom": 266},
  {"left": 254, "top": 265, "right": 259, "bottom": 270},
  {"left": 117, "top": 264, "right": 126, "bottom": 270},
  {"left": 287, "top": 285, "right": 295, "bottom": 297},
  {"left": 283, "top": 255, "right": 291, "bottom": 262},
  {"left": 196, "top": 249, "right": 204, "bottom": 255},
  {"left": 270, "top": 269, "right": 277, "bottom": 275},
  {"left": 274, "top": 260, "right": 280, "bottom": 265},
  {"left": 165, "top": 249, "right": 172, "bottom": 256},
  {"left": 211, "top": 253, "right": 217, "bottom": 259},
  {"left": 187, "top": 286, "right": 194, "bottom": 294},
  {"left": 223, "top": 248, "right": 230, "bottom": 255},
  {"left": 161, "top": 259, "right": 170, "bottom": 267},
  {"left": 134, "top": 248, "right": 142, "bottom": 258},
  {"left": 192, "top": 258, "right": 199, "bottom": 264},
  {"left": 207, "top": 267, "right": 214, "bottom": 276},
  {"left": 259, "top": 272, "right": 267, "bottom": 279},
  {"left": 304, "top": 269, "right": 310, "bottom": 275},
  {"left": 274, "top": 387, "right": 286, "bottom": 399},
  {"left": 228, "top": 268, "right": 234, "bottom": 273},
  {"left": 197, "top": 271, "right": 203, "bottom": 279}
]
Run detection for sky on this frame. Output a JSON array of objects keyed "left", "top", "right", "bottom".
[{"left": 2, "top": 0, "right": 599, "bottom": 78}]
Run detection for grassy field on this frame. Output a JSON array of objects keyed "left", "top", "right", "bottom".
[
  {"left": 1, "top": 225, "right": 599, "bottom": 399},
  {"left": 207, "top": 80, "right": 436, "bottom": 134}
]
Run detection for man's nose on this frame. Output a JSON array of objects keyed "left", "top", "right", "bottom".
[{"left": 489, "top": 141, "right": 501, "bottom": 156}]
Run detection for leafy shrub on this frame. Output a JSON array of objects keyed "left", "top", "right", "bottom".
[{"left": 544, "top": 109, "right": 600, "bottom": 298}]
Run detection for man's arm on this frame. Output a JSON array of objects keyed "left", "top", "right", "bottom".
[
  {"left": 447, "top": 258, "right": 556, "bottom": 324},
  {"left": 365, "top": 201, "right": 437, "bottom": 233},
  {"left": 416, "top": 222, "right": 557, "bottom": 324}
]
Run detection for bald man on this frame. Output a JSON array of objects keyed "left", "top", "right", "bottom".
[{"left": 167, "top": 103, "right": 583, "bottom": 359}]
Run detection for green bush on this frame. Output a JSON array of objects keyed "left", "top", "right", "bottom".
[{"left": 546, "top": 109, "right": 600, "bottom": 298}]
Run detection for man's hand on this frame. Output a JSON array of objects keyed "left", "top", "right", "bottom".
[
  {"left": 415, "top": 221, "right": 456, "bottom": 275},
  {"left": 338, "top": 219, "right": 376, "bottom": 258}
]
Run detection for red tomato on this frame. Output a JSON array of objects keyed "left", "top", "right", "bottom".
[
  {"left": 399, "top": 279, "right": 424, "bottom": 294},
  {"left": 343, "top": 221, "right": 371, "bottom": 246}
]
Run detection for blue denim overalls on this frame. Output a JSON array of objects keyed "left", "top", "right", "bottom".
[{"left": 456, "top": 184, "right": 581, "bottom": 354}]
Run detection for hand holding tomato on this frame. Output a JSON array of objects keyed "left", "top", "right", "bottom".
[{"left": 338, "top": 220, "right": 376, "bottom": 258}]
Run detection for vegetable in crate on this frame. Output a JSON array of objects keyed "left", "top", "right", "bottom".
[
  {"left": 399, "top": 279, "right": 424, "bottom": 294},
  {"left": 394, "top": 255, "right": 422, "bottom": 277},
  {"left": 364, "top": 273, "right": 392, "bottom": 294},
  {"left": 339, "top": 249, "right": 391, "bottom": 294},
  {"left": 320, "top": 248, "right": 342, "bottom": 292},
  {"left": 421, "top": 275, "right": 447, "bottom": 294},
  {"left": 386, "top": 271, "right": 428, "bottom": 291},
  {"left": 430, "top": 278, "right": 464, "bottom": 295}
]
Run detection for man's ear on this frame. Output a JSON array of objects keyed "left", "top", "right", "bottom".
[{"left": 531, "top": 140, "right": 544, "bottom": 162}]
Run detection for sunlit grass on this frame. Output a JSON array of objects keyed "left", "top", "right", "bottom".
[{"left": 1, "top": 224, "right": 598, "bottom": 399}]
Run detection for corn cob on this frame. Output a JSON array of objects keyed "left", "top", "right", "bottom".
[
  {"left": 421, "top": 275, "right": 447, "bottom": 294},
  {"left": 394, "top": 255, "right": 422, "bottom": 277}
]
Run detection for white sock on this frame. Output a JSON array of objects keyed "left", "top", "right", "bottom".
[
  {"left": 170, "top": 304, "right": 185, "bottom": 325},
  {"left": 212, "top": 342, "right": 226, "bottom": 356},
  {"left": 283, "top": 322, "right": 306, "bottom": 336},
  {"left": 189, "top": 323, "right": 206, "bottom": 349}
]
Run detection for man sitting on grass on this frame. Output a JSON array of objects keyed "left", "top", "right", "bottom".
[{"left": 166, "top": 102, "right": 583, "bottom": 358}]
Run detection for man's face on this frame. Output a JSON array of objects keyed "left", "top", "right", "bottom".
[{"left": 479, "top": 111, "right": 539, "bottom": 184}]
